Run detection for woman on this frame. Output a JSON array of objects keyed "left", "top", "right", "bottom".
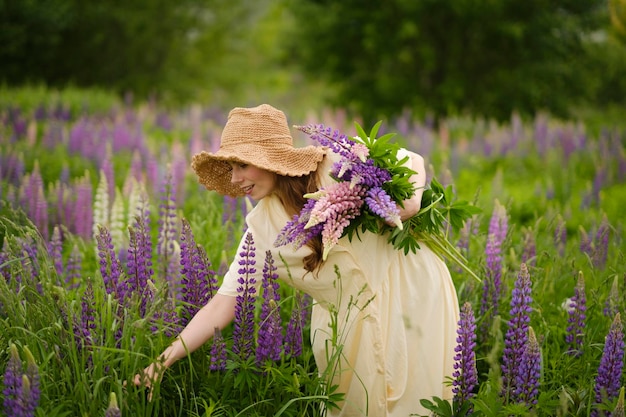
[{"left": 134, "top": 104, "right": 460, "bottom": 416}]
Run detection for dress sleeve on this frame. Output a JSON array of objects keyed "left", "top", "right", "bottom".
[{"left": 217, "top": 195, "right": 314, "bottom": 297}]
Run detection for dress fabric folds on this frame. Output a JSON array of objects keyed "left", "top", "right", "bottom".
[{"left": 218, "top": 156, "right": 460, "bottom": 417}]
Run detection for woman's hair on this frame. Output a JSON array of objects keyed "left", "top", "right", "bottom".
[{"left": 273, "top": 166, "right": 324, "bottom": 273}]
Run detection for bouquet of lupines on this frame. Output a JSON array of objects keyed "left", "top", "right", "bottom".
[{"left": 274, "top": 122, "right": 481, "bottom": 281}]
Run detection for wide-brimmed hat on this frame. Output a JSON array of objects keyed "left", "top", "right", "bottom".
[{"left": 191, "top": 104, "right": 326, "bottom": 197}]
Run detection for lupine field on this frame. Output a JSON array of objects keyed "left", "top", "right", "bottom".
[{"left": 1, "top": 88, "right": 625, "bottom": 416}]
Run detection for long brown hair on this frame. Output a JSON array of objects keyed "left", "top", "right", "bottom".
[{"left": 273, "top": 167, "right": 324, "bottom": 273}]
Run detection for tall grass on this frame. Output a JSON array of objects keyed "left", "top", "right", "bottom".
[{"left": 1, "top": 89, "right": 625, "bottom": 416}]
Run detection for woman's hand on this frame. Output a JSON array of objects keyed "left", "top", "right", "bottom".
[
  {"left": 129, "top": 361, "right": 166, "bottom": 401},
  {"left": 125, "top": 294, "right": 237, "bottom": 400}
]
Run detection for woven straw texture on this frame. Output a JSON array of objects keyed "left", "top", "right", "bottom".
[{"left": 191, "top": 104, "right": 326, "bottom": 197}]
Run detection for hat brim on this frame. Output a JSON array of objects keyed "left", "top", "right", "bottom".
[{"left": 192, "top": 144, "right": 326, "bottom": 197}]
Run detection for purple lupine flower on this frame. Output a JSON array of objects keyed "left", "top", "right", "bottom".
[
  {"left": 591, "top": 313, "right": 625, "bottom": 417},
  {"left": 105, "top": 392, "right": 121, "bottom": 417},
  {"left": 502, "top": 263, "right": 533, "bottom": 400},
  {"left": 452, "top": 302, "right": 478, "bottom": 413},
  {"left": 2, "top": 344, "right": 22, "bottom": 416},
  {"left": 365, "top": 187, "right": 402, "bottom": 228},
  {"left": 274, "top": 197, "right": 324, "bottom": 250},
  {"left": 125, "top": 215, "right": 154, "bottom": 315},
  {"left": 593, "top": 217, "right": 610, "bottom": 270},
  {"left": 301, "top": 293, "right": 313, "bottom": 329},
  {"left": 513, "top": 327, "right": 541, "bottom": 407},
  {"left": 179, "top": 218, "right": 216, "bottom": 324},
  {"left": 210, "top": 327, "right": 228, "bottom": 371},
  {"left": 284, "top": 291, "right": 304, "bottom": 359},
  {"left": 96, "top": 225, "right": 126, "bottom": 302},
  {"left": 65, "top": 244, "right": 82, "bottom": 289},
  {"left": 566, "top": 272, "right": 587, "bottom": 356},
  {"left": 73, "top": 173, "right": 93, "bottom": 240},
  {"left": 76, "top": 280, "right": 97, "bottom": 352},
  {"left": 256, "top": 250, "right": 283, "bottom": 364},
  {"left": 233, "top": 232, "right": 257, "bottom": 361},
  {"left": 479, "top": 201, "right": 507, "bottom": 339},
  {"left": 48, "top": 225, "right": 64, "bottom": 279},
  {"left": 296, "top": 124, "right": 356, "bottom": 158},
  {"left": 604, "top": 276, "right": 620, "bottom": 319},
  {"left": 336, "top": 158, "right": 391, "bottom": 188}
]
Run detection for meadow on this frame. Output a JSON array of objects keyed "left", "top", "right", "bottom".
[{"left": 1, "top": 87, "right": 625, "bottom": 416}]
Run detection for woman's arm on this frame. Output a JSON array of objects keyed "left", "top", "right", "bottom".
[
  {"left": 133, "top": 293, "right": 237, "bottom": 387},
  {"left": 397, "top": 151, "right": 426, "bottom": 221}
]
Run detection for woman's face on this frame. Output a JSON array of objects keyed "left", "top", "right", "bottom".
[{"left": 229, "top": 162, "right": 277, "bottom": 201}]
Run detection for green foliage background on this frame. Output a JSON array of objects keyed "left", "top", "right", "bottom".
[{"left": 2, "top": 0, "right": 626, "bottom": 124}]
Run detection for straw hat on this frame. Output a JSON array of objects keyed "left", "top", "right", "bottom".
[{"left": 191, "top": 104, "right": 326, "bottom": 197}]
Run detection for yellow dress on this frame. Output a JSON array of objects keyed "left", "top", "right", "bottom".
[{"left": 218, "top": 157, "right": 460, "bottom": 417}]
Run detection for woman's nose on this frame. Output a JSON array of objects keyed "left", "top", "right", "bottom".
[{"left": 231, "top": 168, "right": 242, "bottom": 183}]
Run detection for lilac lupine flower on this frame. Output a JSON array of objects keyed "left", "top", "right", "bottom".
[
  {"left": 604, "top": 276, "right": 620, "bottom": 319},
  {"left": 2, "top": 344, "right": 22, "bottom": 416},
  {"left": 513, "top": 327, "right": 541, "bottom": 407},
  {"left": 21, "top": 165, "right": 49, "bottom": 240},
  {"left": 554, "top": 216, "right": 567, "bottom": 257},
  {"left": 210, "top": 327, "right": 228, "bottom": 371},
  {"left": 256, "top": 250, "right": 283, "bottom": 364},
  {"left": 105, "top": 392, "right": 121, "bottom": 417},
  {"left": 285, "top": 291, "right": 304, "bottom": 358},
  {"left": 309, "top": 182, "right": 366, "bottom": 259},
  {"left": 502, "top": 263, "right": 533, "bottom": 400},
  {"left": 566, "top": 272, "right": 587, "bottom": 356},
  {"left": 48, "top": 225, "right": 64, "bottom": 278},
  {"left": 96, "top": 225, "right": 126, "bottom": 301},
  {"left": 580, "top": 226, "right": 593, "bottom": 258},
  {"left": 593, "top": 217, "right": 610, "bottom": 270},
  {"left": 365, "top": 187, "right": 402, "bottom": 228},
  {"left": 591, "top": 313, "right": 625, "bottom": 417},
  {"left": 452, "top": 302, "right": 478, "bottom": 413},
  {"left": 179, "top": 218, "right": 216, "bottom": 324},
  {"left": 479, "top": 201, "right": 507, "bottom": 338},
  {"left": 233, "top": 232, "right": 257, "bottom": 362}
]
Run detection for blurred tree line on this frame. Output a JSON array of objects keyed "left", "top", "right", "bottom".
[{"left": 1, "top": 0, "right": 625, "bottom": 122}]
